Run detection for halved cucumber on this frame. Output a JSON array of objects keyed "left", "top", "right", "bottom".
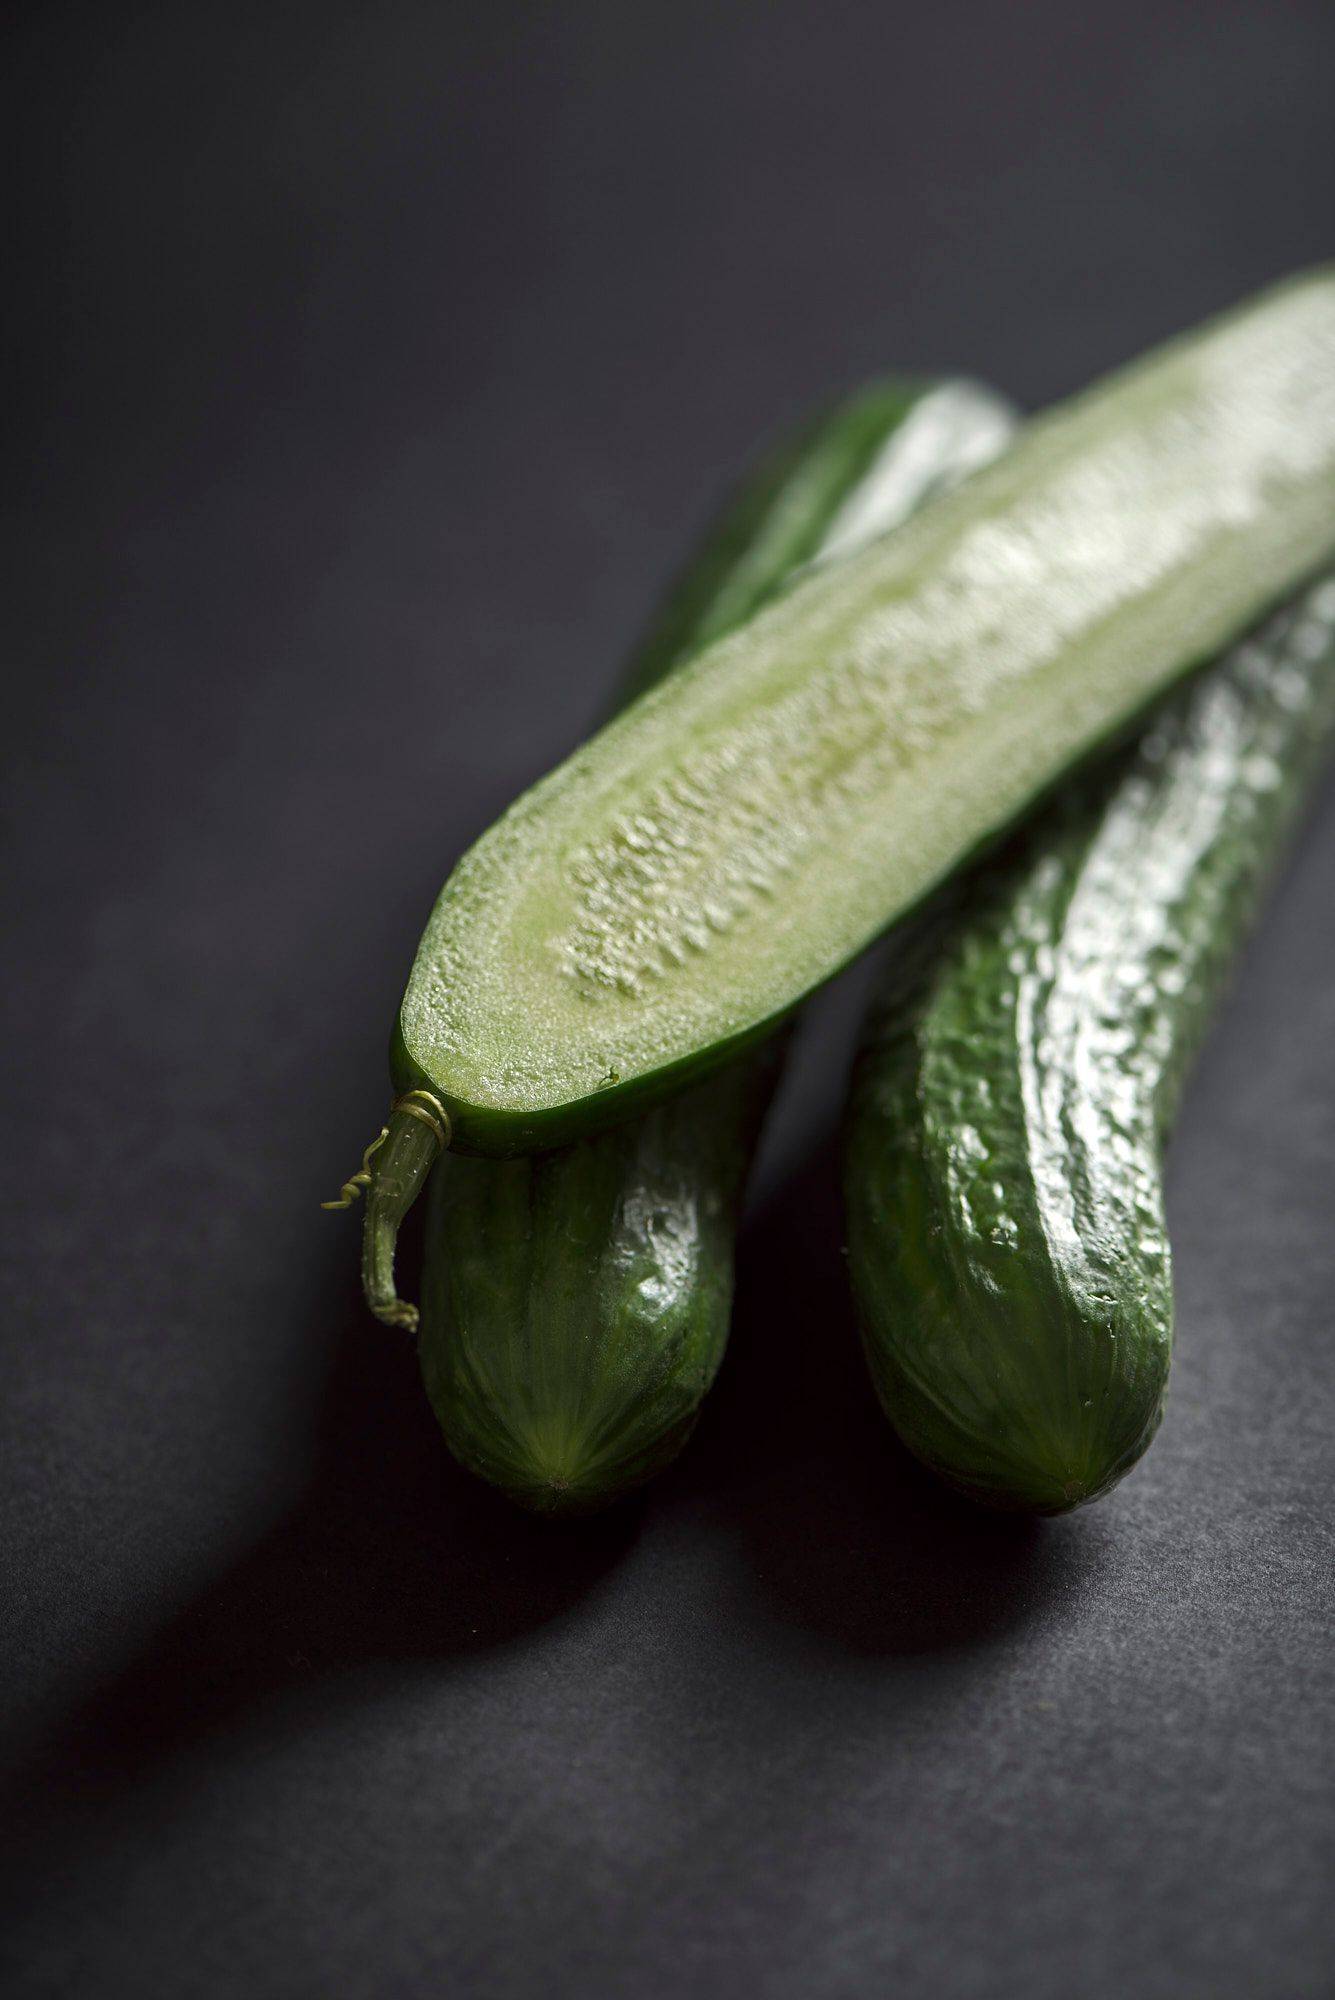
[{"left": 396, "top": 270, "right": 1335, "bottom": 1159}]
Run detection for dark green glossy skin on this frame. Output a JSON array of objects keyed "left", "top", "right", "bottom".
[
  {"left": 843, "top": 574, "right": 1335, "bottom": 1513},
  {"left": 420, "top": 1047, "right": 779, "bottom": 1511},
  {"left": 416, "top": 378, "right": 1017, "bottom": 1507}
]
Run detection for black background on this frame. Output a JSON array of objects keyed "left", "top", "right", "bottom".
[{"left": 4, "top": 4, "right": 1334, "bottom": 1995}]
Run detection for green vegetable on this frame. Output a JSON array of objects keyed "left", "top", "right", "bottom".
[
  {"left": 842, "top": 572, "right": 1335, "bottom": 1513},
  {"left": 416, "top": 379, "right": 1018, "bottom": 1505},
  {"left": 391, "top": 269, "right": 1335, "bottom": 1173},
  {"left": 418, "top": 1049, "right": 779, "bottom": 1511}
]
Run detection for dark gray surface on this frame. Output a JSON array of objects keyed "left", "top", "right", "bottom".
[{"left": 3, "top": 4, "right": 1333, "bottom": 1996}]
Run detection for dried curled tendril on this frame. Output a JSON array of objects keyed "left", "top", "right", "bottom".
[
  {"left": 321, "top": 1089, "right": 452, "bottom": 1209},
  {"left": 320, "top": 1128, "right": 389, "bottom": 1210}
]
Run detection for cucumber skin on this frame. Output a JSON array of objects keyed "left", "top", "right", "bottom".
[
  {"left": 418, "top": 380, "right": 1017, "bottom": 1511},
  {"left": 843, "top": 575, "right": 1335, "bottom": 1514},
  {"left": 419, "top": 1046, "right": 780, "bottom": 1512}
]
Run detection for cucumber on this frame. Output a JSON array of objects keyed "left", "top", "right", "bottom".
[
  {"left": 418, "top": 1048, "right": 779, "bottom": 1511},
  {"left": 416, "top": 380, "right": 1018, "bottom": 1505},
  {"left": 842, "top": 572, "right": 1335, "bottom": 1513},
  {"left": 393, "top": 270, "right": 1335, "bottom": 1168}
]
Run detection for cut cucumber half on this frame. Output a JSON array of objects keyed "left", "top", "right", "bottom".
[{"left": 397, "top": 268, "right": 1335, "bottom": 1156}]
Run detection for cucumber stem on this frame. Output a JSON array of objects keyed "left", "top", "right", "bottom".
[{"left": 360, "top": 1105, "right": 447, "bottom": 1333}]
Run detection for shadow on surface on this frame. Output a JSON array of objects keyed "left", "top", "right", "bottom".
[
  {"left": 679, "top": 1126, "right": 1062, "bottom": 1656},
  {"left": 4, "top": 1124, "right": 1075, "bottom": 1878},
  {"left": 2, "top": 1206, "right": 641, "bottom": 1844}
]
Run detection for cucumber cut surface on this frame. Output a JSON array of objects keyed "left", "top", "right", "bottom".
[{"left": 399, "top": 270, "right": 1335, "bottom": 1155}]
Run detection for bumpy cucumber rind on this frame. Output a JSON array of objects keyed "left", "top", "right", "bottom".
[
  {"left": 416, "top": 378, "right": 1018, "bottom": 1511},
  {"left": 843, "top": 574, "right": 1335, "bottom": 1514}
]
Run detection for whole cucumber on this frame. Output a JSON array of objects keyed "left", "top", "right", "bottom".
[
  {"left": 417, "top": 379, "right": 1018, "bottom": 1508},
  {"left": 842, "top": 574, "right": 1335, "bottom": 1513}
]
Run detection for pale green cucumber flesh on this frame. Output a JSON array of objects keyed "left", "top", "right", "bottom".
[
  {"left": 399, "top": 268, "right": 1335, "bottom": 1156},
  {"left": 843, "top": 573, "right": 1335, "bottom": 1514},
  {"left": 417, "top": 378, "right": 1017, "bottom": 1507}
]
